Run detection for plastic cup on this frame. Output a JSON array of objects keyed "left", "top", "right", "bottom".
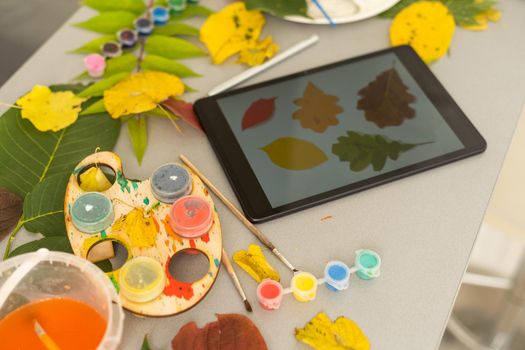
[
  {"left": 101, "top": 41, "right": 122, "bottom": 58},
  {"left": 169, "top": 196, "right": 212, "bottom": 238},
  {"left": 355, "top": 249, "right": 381, "bottom": 280},
  {"left": 151, "top": 6, "right": 170, "bottom": 25},
  {"left": 168, "top": 0, "right": 187, "bottom": 12},
  {"left": 256, "top": 279, "right": 283, "bottom": 310},
  {"left": 291, "top": 272, "right": 318, "bottom": 302},
  {"left": 0, "top": 250, "right": 124, "bottom": 349},
  {"left": 151, "top": 163, "right": 192, "bottom": 203},
  {"left": 71, "top": 192, "right": 114, "bottom": 234},
  {"left": 324, "top": 261, "right": 351, "bottom": 291},
  {"left": 83, "top": 54, "right": 105, "bottom": 78},
  {"left": 119, "top": 257, "right": 165, "bottom": 303},
  {"left": 134, "top": 17, "right": 154, "bottom": 35}
]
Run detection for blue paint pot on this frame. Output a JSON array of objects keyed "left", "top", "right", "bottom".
[
  {"left": 151, "top": 163, "right": 192, "bottom": 203},
  {"left": 71, "top": 192, "right": 114, "bottom": 234},
  {"left": 151, "top": 6, "right": 170, "bottom": 25},
  {"left": 324, "top": 261, "right": 350, "bottom": 291},
  {"left": 355, "top": 249, "right": 381, "bottom": 280}
]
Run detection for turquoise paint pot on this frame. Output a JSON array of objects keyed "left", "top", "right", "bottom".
[
  {"left": 324, "top": 261, "right": 350, "bottom": 292},
  {"left": 168, "top": 0, "right": 186, "bottom": 12},
  {"left": 150, "top": 164, "right": 192, "bottom": 203},
  {"left": 71, "top": 192, "right": 114, "bottom": 234},
  {"left": 355, "top": 249, "right": 381, "bottom": 280}
]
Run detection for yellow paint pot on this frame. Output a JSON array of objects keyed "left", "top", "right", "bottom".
[
  {"left": 119, "top": 257, "right": 165, "bottom": 303},
  {"left": 291, "top": 271, "right": 318, "bottom": 302}
]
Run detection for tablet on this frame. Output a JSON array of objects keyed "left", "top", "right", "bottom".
[{"left": 194, "top": 45, "right": 486, "bottom": 223}]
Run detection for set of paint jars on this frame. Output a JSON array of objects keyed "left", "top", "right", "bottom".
[{"left": 256, "top": 249, "right": 381, "bottom": 310}]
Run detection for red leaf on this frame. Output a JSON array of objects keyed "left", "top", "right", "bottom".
[
  {"left": 0, "top": 187, "right": 22, "bottom": 238},
  {"left": 162, "top": 98, "right": 204, "bottom": 132},
  {"left": 242, "top": 97, "right": 276, "bottom": 130}
]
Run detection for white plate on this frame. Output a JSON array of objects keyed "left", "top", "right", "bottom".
[{"left": 284, "top": 0, "right": 401, "bottom": 25}]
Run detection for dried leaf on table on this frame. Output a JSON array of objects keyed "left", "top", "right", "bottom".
[
  {"left": 73, "top": 11, "right": 136, "bottom": 34},
  {"left": 295, "top": 312, "right": 370, "bottom": 350},
  {"left": 390, "top": 1, "right": 455, "bottom": 64},
  {"left": 127, "top": 116, "right": 148, "bottom": 165},
  {"left": 16, "top": 85, "right": 86, "bottom": 132},
  {"left": 83, "top": 0, "right": 146, "bottom": 14},
  {"left": 242, "top": 97, "right": 276, "bottom": 130},
  {"left": 142, "top": 55, "right": 201, "bottom": 78},
  {"left": 262, "top": 137, "right": 328, "bottom": 171},
  {"left": 293, "top": 82, "right": 343, "bottom": 133},
  {"left": 245, "top": 0, "right": 308, "bottom": 17},
  {"left": 233, "top": 244, "right": 280, "bottom": 282},
  {"left": 357, "top": 66, "right": 416, "bottom": 128},
  {"left": 171, "top": 314, "right": 268, "bottom": 350},
  {"left": 79, "top": 167, "right": 113, "bottom": 192},
  {"left": 0, "top": 188, "right": 22, "bottom": 237},
  {"left": 111, "top": 208, "right": 158, "bottom": 248},
  {"left": 238, "top": 36, "right": 279, "bottom": 66},
  {"left": 145, "top": 35, "right": 205, "bottom": 59},
  {"left": 162, "top": 98, "right": 203, "bottom": 132}
]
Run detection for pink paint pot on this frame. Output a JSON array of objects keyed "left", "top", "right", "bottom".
[
  {"left": 169, "top": 196, "right": 212, "bottom": 238},
  {"left": 83, "top": 54, "right": 106, "bottom": 78},
  {"left": 256, "top": 279, "right": 283, "bottom": 311}
]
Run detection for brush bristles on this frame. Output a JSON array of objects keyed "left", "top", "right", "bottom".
[{"left": 244, "top": 299, "right": 253, "bottom": 312}]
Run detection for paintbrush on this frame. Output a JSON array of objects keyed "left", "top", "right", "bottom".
[
  {"left": 34, "top": 320, "right": 61, "bottom": 350},
  {"left": 311, "top": 0, "right": 336, "bottom": 27},
  {"left": 221, "top": 249, "right": 252, "bottom": 312},
  {"left": 180, "top": 155, "right": 299, "bottom": 273}
]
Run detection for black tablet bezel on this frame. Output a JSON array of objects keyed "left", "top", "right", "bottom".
[{"left": 194, "top": 45, "right": 487, "bottom": 223}]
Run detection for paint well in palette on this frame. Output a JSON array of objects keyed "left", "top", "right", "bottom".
[
  {"left": 169, "top": 196, "right": 212, "bottom": 238},
  {"left": 71, "top": 192, "right": 114, "bottom": 233},
  {"left": 151, "top": 164, "right": 192, "bottom": 203}
]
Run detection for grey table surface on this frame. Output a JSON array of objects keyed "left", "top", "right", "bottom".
[{"left": 1, "top": 1, "right": 525, "bottom": 349}]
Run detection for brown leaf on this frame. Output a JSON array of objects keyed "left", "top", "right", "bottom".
[
  {"left": 0, "top": 187, "right": 23, "bottom": 237},
  {"left": 293, "top": 82, "right": 343, "bottom": 133},
  {"left": 242, "top": 97, "right": 276, "bottom": 130},
  {"left": 162, "top": 97, "right": 204, "bottom": 132},
  {"left": 171, "top": 314, "right": 268, "bottom": 350},
  {"left": 357, "top": 67, "right": 416, "bottom": 128}
]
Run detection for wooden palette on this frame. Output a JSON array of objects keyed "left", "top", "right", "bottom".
[{"left": 64, "top": 151, "right": 222, "bottom": 317}]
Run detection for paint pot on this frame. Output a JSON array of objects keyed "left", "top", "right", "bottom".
[
  {"left": 0, "top": 250, "right": 124, "bottom": 349},
  {"left": 101, "top": 41, "right": 122, "bottom": 58},
  {"left": 119, "top": 257, "right": 165, "bottom": 303},
  {"left": 355, "top": 249, "right": 381, "bottom": 280},
  {"left": 71, "top": 192, "right": 114, "bottom": 234},
  {"left": 324, "top": 260, "right": 351, "bottom": 292},
  {"left": 150, "top": 163, "right": 192, "bottom": 203},
  {"left": 168, "top": 0, "right": 187, "bottom": 12},
  {"left": 151, "top": 6, "right": 170, "bottom": 25},
  {"left": 117, "top": 29, "right": 138, "bottom": 48},
  {"left": 290, "top": 271, "right": 318, "bottom": 302},
  {"left": 134, "top": 17, "right": 154, "bottom": 35},
  {"left": 83, "top": 53, "right": 105, "bottom": 78},
  {"left": 256, "top": 279, "right": 283, "bottom": 310},
  {"left": 169, "top": 196, "right": 212, "bottom": 238}
]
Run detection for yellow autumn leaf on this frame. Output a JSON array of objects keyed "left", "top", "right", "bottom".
[
  {"left": 390, "top": 1, "right": 455, "bottom": 64},
  {"left": 16, "top": 85, "right": 86, "bottom": 132},
  {"left": 103, "top": 71, "right": 184, "bottom": 119},
  {"left": 79, "top": 167, "right": 113, "bottom": 192},
  {"left": 295, "top": 312, "right": 370, "bottom": 350},
  {"left": 461, "top": 8, "right": 502, "bottom": 31},
  {"left": 233, "top": 244, "right": 280, "bottom": 283},
  {"left": 238, "top": 36, "right": 280, "bottom": 66},
  {"left": 262, "top": 137, "right": 328, "bottom": 171},
  {"left": 111, "top": 208, "right": 159, "bottom": 248}
]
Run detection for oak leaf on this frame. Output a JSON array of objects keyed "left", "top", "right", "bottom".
[{"left": 242, "top": 97, "right": 276, "bottom": 130}]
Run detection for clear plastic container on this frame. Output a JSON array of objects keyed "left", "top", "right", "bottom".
[{"left": 0, "top": 249, "right": 124, "bottom": 350}]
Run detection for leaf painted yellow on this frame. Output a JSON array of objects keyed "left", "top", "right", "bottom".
[
  {"left": 111, "top": 208, "right": 159, "bottom": 248},
  {"left": 237, "top": 36, "right": 279, "bottom": 66},
  {"left": 16, "top": 85, "right": 86, "bottom": 132},
  {"left": 390, "top": 1, "right": 455, "bottom": 63},
  {"left": 79, "top": 167, "right": 112, "bottom": 192},
  {"left": 295, "top": 312, "right": 370, "bottom": 350},
  {"left": 103, "top": 71, "right": 184, "bottom": 118},
  {"left": 233, "top": 244, "right": 280, "bottom": 283},
  {"left": 262, "top": 137, "right": 327, "bottom": 171}
]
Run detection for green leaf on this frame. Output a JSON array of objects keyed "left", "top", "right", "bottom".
[
  {"left": 80, "top": 99, "right": 107, "bottom": 115},
  {"left": 153, "top": 22, "right": 199, "bottom": 36},
  {"left": 184, "top": 84, "right": 197, "bottom": 93},
  {"left": 9, "top": 236, "right": 73, "bottom": 257},
  {"left": 127, "top": 116, "right": 148, "bottom": 165},
  {"left": 379, "top": 0, "right": 420, "bottom": 18},
  {"left": 442, "top": 0, "right": 496, "bottom": 26},
  {"left": 95, "top": 259, "right": 113, "bottom": 272},
  {"left": 142, "top": 55, "right": 201, "bottom": 77},
  {"left": 141, "top": 335, "right": 151, "bottom": 350},
  {"left": 22, "top": 174, "right": 69, "bottom": 236},
  {"left": 82, "top": 0, "right": 146, "bottom": 14},
  {"left": 0, "top": 104, "right": 120, "bottom": 199},
  {"left": 50, "top": 84, "right": 87, "bottom": 94},
  {"left": 145, "top": 35, "right": 205, "bottom": 59},
  {"left": 170, "top": 4, "right": 213, "bottom": 20},
  {"left": 74, "top": 11, "right": 136, "bottom": 34},
  {"left": 78, "top": 72, "right": 130, "bottom": 97},
  {"left": 245, "top": 0, "right": 308, "bottom": 17},
  {"left": 332, "top": 131, "right": 427, "bottom": 172},
  {"left": 105, "top": 53, "right": 137, "bottom": 77},
  {"left": 68, "top": 35, "right": 115, "bottom": 54}
]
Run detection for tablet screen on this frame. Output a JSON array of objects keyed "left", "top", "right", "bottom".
[{"left": 215, "top": 51, "right": 464, "bottom": 208}]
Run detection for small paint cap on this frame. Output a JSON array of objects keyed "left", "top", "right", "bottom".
[
  {"left": 291, "top": 271, "right": 318, "bottom": 302},
  {"left": 150, "top": 163, "right": 192, "bottom": 203},
  {"left": 83, "top": 54, "right": 105, "bottom": 78},
  {"left": 169, "top": 196, "right": 212, "bottom": 238},
  {"left": 101, "top": 41, "right": 122, "bottom": 58},
  {"left": 71, "top": 192, "right": 114, "bottom": 234},
  {"left": 168, "top": 0, "right": 187, "bottom": 12},
  {"left": 134, "top": 17, "right": 154, "bottom": 35},
  {"left": 119, "top": 256, "right": 166, "bottom": 303},
  {"left": 151, "top": 6, "right": 170, "bottom": 25},
  {"left": 117, "top": 29, "right": 138, "bottom": 48},
  {"left": 256, "top": 279, "right": 283, "bottom": 310},
  {"left": 324, "top": 260, "right": 351, "bottom": 292},
  {"left": 355, "top": 249, "right": 381, "bottom": 280}
]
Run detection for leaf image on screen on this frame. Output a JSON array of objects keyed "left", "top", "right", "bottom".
[
  {"left": 357, "top": 64, "right": 416, "bottom": 128},
  {"left": 242, "top": 97, "right": 277, "bottom": 130},
  {"left": 262, "top": 137, "right": 328, "bottom": 170}
]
